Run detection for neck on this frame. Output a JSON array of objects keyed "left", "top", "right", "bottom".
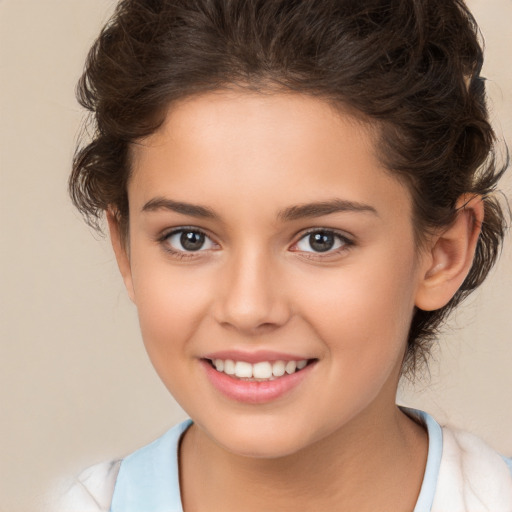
[{"left": 179, "top": 402, "right": 428, "bottom": 512}]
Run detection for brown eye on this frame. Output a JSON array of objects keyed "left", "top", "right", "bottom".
[
  {"left": 180, "top": 231, "right": 205, "bottom": 251},
  {"left": 308, "top": 232, "right": 336, "bottom": 252},
  {"left": 165, "top": 229, "right": 215, "bottom": 252},
  {"left": 295, "top": 230, "right": 350, "bottom": 254}
]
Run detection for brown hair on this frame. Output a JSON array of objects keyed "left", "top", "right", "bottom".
[{"left": 70, "top": 0, "right": 508, "bottom": 376}]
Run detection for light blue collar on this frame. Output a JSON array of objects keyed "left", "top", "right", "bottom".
[
  {"left": 110, "top": 419, "right": 192, "bottom": 512},
  {"left": 111, "top": 409, "right": 443, "bottom": 511},
  {"left": 402, "top": 408, "right": 443, "bottom": 512}
]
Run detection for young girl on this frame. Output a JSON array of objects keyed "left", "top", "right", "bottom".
[{"left": 61, "top": 0, "right": 512, "bottom": 510}]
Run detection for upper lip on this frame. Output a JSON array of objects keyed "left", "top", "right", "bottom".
[{"left": 202, "top": 350, "right": 312, "bottom": 364}]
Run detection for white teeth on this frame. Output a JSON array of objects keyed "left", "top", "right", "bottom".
[
  {"left": 224, "top": 359, "right": 236, "bottom": 375},
  {"left": 211, "top": 358, "right": 310, "bottom": 380},
  {"left": 272, "top": 360, "right": 285, "bottom": 377},
  {"left": 234, "top": 361, "right": 253, "bottom": 378},
  {"left": 285, "top": 361, "right": 297, "bottom": 374},
  {"left": 253, "top": 361, "right": 273, "bottom": 379}
]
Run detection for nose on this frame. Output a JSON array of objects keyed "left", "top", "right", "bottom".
[{"left": 213, "top": 247, "right": 292, "bottom": 335}]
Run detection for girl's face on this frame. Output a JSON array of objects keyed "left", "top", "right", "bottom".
[{"left": 119, "top": 91, "right": 429, "bottom": 458}]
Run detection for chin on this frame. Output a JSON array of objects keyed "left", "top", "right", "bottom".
[
  {"left": 205, "top": 417, "right": 322, "bottom": 460},
  {"left": 224, "top": 435, "right": 305, "bottom": 459}
]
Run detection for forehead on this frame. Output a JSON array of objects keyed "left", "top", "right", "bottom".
[
  {"left": 135, "top": 90, "right": 376, "bottom": 166},
  {"left": 129, "top": 90, "right": 411, "bottom": 221}
]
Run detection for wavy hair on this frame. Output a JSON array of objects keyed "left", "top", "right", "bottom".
[{"left": 70, "top": 0, "right": 508, "bottom": 376}]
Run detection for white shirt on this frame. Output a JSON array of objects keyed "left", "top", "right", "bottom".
[{"left": 57, "top": 409, "right": 512, "bottom": 512}]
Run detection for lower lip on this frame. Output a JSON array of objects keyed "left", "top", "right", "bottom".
[{"left": 201, "top": 360, "right": 315, "bottom": 404}]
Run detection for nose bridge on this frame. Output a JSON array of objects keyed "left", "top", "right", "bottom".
[{"left": 214, "top": 242, "right": 290, "bottom": 333}]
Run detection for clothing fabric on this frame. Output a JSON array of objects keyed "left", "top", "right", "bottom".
[{"left": 57, "top": 410, "right": 512, "bottom": 512}]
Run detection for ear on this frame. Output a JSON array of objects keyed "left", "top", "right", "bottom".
[
  {"left": 107, "top": 209, "right": 135, "bottom": 302},
  {"left": 415, "top": 195, "right": 484, "bottom": 311}
]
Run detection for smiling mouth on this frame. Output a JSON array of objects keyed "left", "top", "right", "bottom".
[{"left": 205, "top": 358, "right": 315, "bottom": 381}]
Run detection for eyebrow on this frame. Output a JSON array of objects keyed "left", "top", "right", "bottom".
[
  {"left": 142, "top": 198, "right": 217, "bottom": 218},
  {"left": 141, "top": 197, "right": 378, "bottom": 221},
  {"left": 277, "top": 199, "right": 378, "bottom": 221}
]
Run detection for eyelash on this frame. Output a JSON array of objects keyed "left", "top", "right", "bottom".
[
  {"left": 157, "top": 226, "right": 217, "bottom": 260},
  {"left": 157, "top": 227, "right": 354, "bottom": 260},
  {"left": 291, "top": 229, "right": 354, "bottom": 259}
]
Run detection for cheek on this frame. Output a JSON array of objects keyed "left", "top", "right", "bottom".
[
  {"left": 130, "top": 252, "right": 212, "bottom": 361},
  {"left": 294, "top": 247, "right": 418, "bottom": 370}
]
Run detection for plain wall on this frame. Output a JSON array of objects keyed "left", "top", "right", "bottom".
[{"left": 0, "top": 1, "right": 510, "bottom": 511}]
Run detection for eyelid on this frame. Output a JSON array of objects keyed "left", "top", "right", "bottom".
[
  {"left": 290, "top": 228, "right": 354, "bottom": 255},
  {"left": 156, "top": 226, "right": 354, "bottom": 259},
  {"left": 294, "top": 227, "right": 354, "bottom": 243},
  {"left": 158, "top": 226, "right": 219, "bottom": 255}
]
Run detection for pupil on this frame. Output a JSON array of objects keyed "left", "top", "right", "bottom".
[
  {"left": 180, "top": 231, "right": 204, "bottom": 251},
  {"left": 310, "top": 232, "right": 334, "bottom": 252}
]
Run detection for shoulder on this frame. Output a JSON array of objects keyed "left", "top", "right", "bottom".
[
  {"left": 53, "top": 420, "right": 191, "bottom": 512},
  {"left": 55, "top": 459, "right": 121, "bottom": 512},
  {"left": 433, "top": 425, "right": 512, "bottom": 511}
]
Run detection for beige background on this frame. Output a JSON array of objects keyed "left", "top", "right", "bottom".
[{"left": 0, "top": 1, "right": 510, "bottom": 511}]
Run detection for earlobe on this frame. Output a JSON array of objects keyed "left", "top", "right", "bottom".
[
  {"left": 415, "top": 195, "right": 484, "bottom": 312},
  {"left": 107, "top": 209, "right": 135, "bottom": 302}
]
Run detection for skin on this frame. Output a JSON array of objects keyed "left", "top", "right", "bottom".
[{"left": 109, "top": 90, "right": 483, "bottom": 511}]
